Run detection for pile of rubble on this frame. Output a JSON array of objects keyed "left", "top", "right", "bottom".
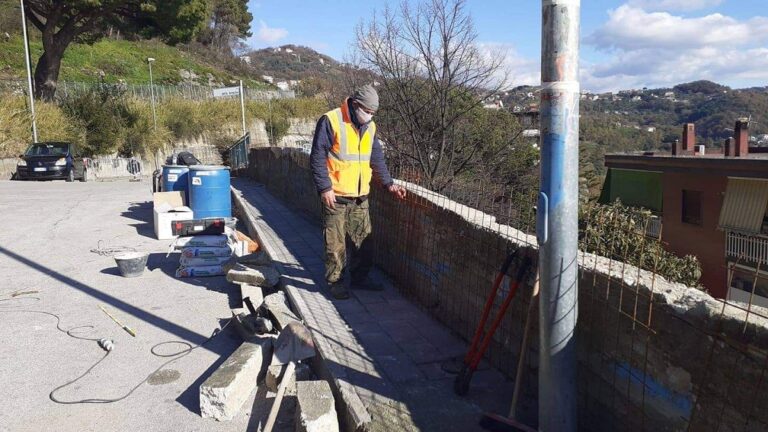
[{"left": 198, "top": 250, "right": 339, "bottom": 432}]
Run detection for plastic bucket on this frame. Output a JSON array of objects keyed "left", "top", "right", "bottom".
[{"left": 114, "top": 252, "right": 149, "bottom": 278}]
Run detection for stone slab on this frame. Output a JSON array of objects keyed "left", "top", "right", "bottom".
[
  {"left": 295, "top": 380, "right": 339, "bottom": 432},
  {"left": 240, "top": 283, "right": 264, "bottom": 309},
  {"left": 263, "top": 291, "right": 301, "bottom": 330},
  {"left": 199, "top": 337, "right": 272, "bottom": 421},
  {"left": 266, "top": 362, "right": 312, "bottom": 393}
]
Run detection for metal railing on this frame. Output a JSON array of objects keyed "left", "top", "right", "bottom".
[
  {"left": 645, "top": 215, "right": 663, "bottom": 239},
  {"left": 225, "top": 133, "right": 250, "bottom": 171},
  {"left": 726, "top": 231, "right": 768, "bottom": 266}
]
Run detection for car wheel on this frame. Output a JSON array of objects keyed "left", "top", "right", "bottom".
[
  {"left": 80, "top": 169, "right": 88, "bottom": 182},
  {"left": 66, "top": 169, "right": 74, "bottom": 182}
]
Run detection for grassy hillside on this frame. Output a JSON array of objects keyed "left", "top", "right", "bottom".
[
  {"left": 0, "top": 94, "right": 327, "bottom": 159},
  {"left": 246, "top": 44, "right": 344, "bottom": 81},
  {"left": 0, "top": 36, "right": 269, "bottom": 87}
]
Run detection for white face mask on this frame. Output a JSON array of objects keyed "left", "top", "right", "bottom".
[{"left": 355, "top": 107, "right": 373, "bottom": 124}]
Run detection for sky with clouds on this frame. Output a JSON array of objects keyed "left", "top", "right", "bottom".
[{"left": 246, "top": 0, "right": 768, "bottom": 92}]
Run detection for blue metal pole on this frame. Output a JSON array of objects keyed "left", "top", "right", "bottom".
[{"left": 538, "top": 1, "right": 580, "bottom": 430}]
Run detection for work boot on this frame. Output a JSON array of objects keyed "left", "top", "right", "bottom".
[
  {"left": 351, "top": 278, "right": 385, "bottom": 291},
  {"left": 329, "top": 282, "right": 350, "bottom": 300}
]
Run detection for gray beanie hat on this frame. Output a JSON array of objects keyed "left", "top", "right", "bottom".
[{"left": 351, "top": 84, "right": 379, "bottom": 112}]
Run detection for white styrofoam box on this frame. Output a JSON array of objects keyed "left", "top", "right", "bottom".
[{"left": 154, "top": 206, "right": 194, "bottom": 240}]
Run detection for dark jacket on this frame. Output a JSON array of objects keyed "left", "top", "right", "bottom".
[{"left": 309, "top": 99, "right": 393, "bottom": 195}]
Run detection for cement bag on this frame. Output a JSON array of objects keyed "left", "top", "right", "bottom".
[
  {"left": 179, "top": 255, "right": 231, "bottom": 266},
  {"left": 181, "top": 246, "right": 233, "bottom": 258},
  {"left": 174, "top": 235, "right": 230, "bottom": 248},
  {"left": 176, "top": 265, "right": 225, "bottom": 278}
]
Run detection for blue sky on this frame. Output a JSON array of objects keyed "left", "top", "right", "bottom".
[{"left": 246, "top": 0, "right": 768, "bottom": 92}]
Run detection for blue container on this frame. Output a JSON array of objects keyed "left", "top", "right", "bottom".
[
  {"left": 188, "top": 165, "right": 231, "bottom": 219},
  {"left": 162, "top": 165, "right": 189, "bottom": 201}
]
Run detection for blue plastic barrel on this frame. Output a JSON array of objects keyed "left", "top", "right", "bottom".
[
  {"left": 162, "top": 165, "right": 189, "bottom": 201},
  {"left": 188, "top": 165, "right": 231, "bottom": 219}
]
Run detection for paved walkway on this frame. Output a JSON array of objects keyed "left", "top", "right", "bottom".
[{"left": 232, "top": 179, "right": 512, "bottom": 432}]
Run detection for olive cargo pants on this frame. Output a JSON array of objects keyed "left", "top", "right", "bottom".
[{"left": 322, "top": 198, "right": 373, "bottom": 285}]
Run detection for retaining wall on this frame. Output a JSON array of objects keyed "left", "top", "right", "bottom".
[{"left": 248, "top": 147, "right": 768, "bottom": 431}]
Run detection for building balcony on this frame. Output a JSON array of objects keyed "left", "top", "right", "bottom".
[
  {"left": 726, "top": 231, "right": 768, "bottom": 266},
  {"left": 645, "top": 215, "right": 663, "bottom": 239}
]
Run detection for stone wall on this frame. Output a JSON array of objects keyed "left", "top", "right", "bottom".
[{"left": 247, "top": 147, "right": 768, "bottom": 431}]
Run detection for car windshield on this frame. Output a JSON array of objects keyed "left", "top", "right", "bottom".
[{"left": 25, "top": 143, "right": 69, "bottom": 156}]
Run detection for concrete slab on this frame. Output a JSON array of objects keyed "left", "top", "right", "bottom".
[
  {"left": 263, "top": 291, "right": 301, "bottom": 330},
  {"left": 241, "top": 283, "right": 264, "bottom": 308},
  {"left": 266, "top": 362, "right": 312, "bottom": 393},
  {"left": 199, "top": 336, "right": 272, "bottom": 420},
  {"left": 295, "top": 380, "right": 339, "bottom": 432}
]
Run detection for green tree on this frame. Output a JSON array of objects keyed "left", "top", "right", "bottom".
[
  {"left": 355, "top": 0, "right": 510, "bottom": 191},
  {"left": 197, "top": 0, "right": 252, "bottom": 51},
  {"left": 23, "top": 0, "right": 209, "bottom": 101}
]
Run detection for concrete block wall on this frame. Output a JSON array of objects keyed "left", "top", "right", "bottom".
[
  {"left": 0, "top": 158, "right": 19, "bottom": 179},
  {"left": 246, "top": 147, "right": 768, "bottom": 431}
]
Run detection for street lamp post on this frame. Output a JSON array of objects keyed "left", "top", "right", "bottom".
[
  {"left": 538, "top": 1, "right": 580, "bottom": 431},
  {"left": 147, "top": 57, "right": 157, "bottom": 130},
  {"left": 20, "top": 0, "right": 38, "bottom": 142}
]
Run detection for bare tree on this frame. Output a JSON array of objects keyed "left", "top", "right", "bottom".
[{"left": 355, "top": 0, "right": 520, "bottom": 191}]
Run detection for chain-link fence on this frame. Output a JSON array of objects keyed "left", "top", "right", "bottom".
[{"left": 0, "top": 79, "right": 295, "bottom": 101}]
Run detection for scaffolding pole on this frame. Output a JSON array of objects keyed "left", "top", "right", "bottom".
[{"left": 538, "top": 1, "right": 580, "bottom": 431}]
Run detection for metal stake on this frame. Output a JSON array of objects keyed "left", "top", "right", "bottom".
[
  {"left": 20, "top": 0, "right": 37, "bottom": 142},
  {"left": 538, "top": 1, "right": 580, "bottom": 430},
  {"left": 239, "top": 80, "right": 247, "bottom": 135},
  {"left": 147, "top": 57, "right": 157, "bottom": 130}
]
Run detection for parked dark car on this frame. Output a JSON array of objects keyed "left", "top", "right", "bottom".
[{"left": 15, "top": 142, "right": 90, "bottom": 182}]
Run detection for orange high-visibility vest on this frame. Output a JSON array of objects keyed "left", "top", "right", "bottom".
[{"left": 325, "top": 98, "right": 377, "bottom": 197}]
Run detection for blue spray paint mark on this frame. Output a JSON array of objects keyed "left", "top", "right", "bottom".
[
  {"left": 541, "top": 132, "right": 566, "bottom": 209},
  {"left": 614, "top": 361, "right": 693, "bottom": 417}
]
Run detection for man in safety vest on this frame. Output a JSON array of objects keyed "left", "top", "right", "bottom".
[{"left": 309, "top": 84, "right": 407, "bottom": 299}]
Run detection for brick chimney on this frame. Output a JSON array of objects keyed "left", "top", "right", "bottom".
[
  {"left": 724, "top": 137, "right": 734, "bottom": 157},
  {"left": 682, "top": 123, "right": 695, "bottom": 152},
  {"left": 734, "top": 119, "right": 749, "bottom": 157},
  {"left": 672, "top": 139, "right": 682, "bottom": 156}
]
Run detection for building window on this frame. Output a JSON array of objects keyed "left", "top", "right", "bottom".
[
  {"left": 682, "top": 190, "right": 702, "bottom": 225},
  {"left": 728, "top": 265, "right": 768, "bottom": 309}
]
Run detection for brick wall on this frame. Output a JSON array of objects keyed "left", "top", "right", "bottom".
[{"left": 247, "top": 147, "right": 768, "bottom": 431}]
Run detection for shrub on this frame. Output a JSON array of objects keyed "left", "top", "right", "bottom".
[
  {"left": 580, "top": 200, "right": 703, "bottom": 288},
  {"left": 60, "top": 86, "right": 136, "bottom": 156},
  {"left": 0, "top": 96, "right": 83, "bottom": 157}
]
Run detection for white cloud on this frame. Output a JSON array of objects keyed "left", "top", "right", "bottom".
[
  {"left": 582, "top": 5, "right": 768, "bottom": 92},
  {"left": 478, "top": 43, "right": 540, "bottom": 88},
  {"left": 256, "top": 20, "right": 288, "bottom": 43},
  {"left": 627, "top": 0, "right": 723, "bottom": 12},
  {"left": 589, "top": 6, "right": 768, "bottom": 51}
]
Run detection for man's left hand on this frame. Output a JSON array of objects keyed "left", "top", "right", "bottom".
[{"left": 388, "top": 184, "right": 407, "bottom": 200}]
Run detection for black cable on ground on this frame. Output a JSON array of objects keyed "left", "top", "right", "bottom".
[{"left": 0, "top": 292, "right": 231, "bottom": 405}]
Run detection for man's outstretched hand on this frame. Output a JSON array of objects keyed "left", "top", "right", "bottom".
[
  {"left": 388, "top": 184, "right": 407, "bottom": 200},
  {"left": 321, "top": 190, "right": 336, "bottom": 209}
]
